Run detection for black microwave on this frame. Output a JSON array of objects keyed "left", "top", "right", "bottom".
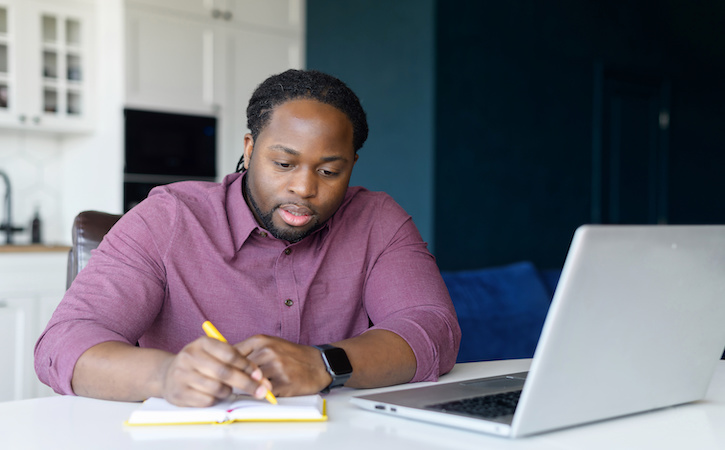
[
  {"left": 123, "top": 108, "right": 217, "bottom": 211},
  {"left": 124, "top": 108, "right": 217, "bottom": 178}
]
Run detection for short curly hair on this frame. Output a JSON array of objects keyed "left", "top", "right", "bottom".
[{"left": 237, "top": 69, "right": 368, "bottom": 172}]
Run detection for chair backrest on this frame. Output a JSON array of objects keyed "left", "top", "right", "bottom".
[{"left": 66, "top": 210, "right": 122, "bottom": 289}]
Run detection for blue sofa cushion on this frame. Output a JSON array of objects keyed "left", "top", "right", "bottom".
[
  {"left": 539, "top": 268, "right": 561, "bottom": 297},
  {"left": 442, "top": 261, "right": 554, "bottom": 363}
]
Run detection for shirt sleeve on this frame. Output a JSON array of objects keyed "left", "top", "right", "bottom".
[
  {"left": 33, "top": 192, "right": 177, "bottom": 395},
  {"left": 363, "top": 196, "right": 461, "bottom": 382}
]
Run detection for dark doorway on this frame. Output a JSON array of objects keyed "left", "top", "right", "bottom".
[{"left": 594, "top": 69, "right": 670, "bottom": 224}]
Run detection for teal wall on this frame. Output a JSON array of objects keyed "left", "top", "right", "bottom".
[
  {"left": 307, "top": 0, "right": 725, "bottom": 270},
  {"left": 433, "top": 0, "right": 725, "bottom": 270},
  {"left": 306, "top": 0, "right": 437, "bottom": 250}
]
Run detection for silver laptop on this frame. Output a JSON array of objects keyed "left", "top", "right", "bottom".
[{"left": 352, "top": 225, "right": 725, "bottom": 438}]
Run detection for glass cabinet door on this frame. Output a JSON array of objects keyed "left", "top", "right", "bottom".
[
  {"left": 0, "top": 1, "right": 92, "bottom": 131},
  {"left": 65, "top": 18, "right": 82, "bottom": 116},
  {"left": 0, "top": 5, "right": 8, "bottom": 112},
  {"left": 40, "top": 11, "right": 84, "bottom": 119},
  {"left": 41, "top": 13, "right": 60, "bottom": 115}
]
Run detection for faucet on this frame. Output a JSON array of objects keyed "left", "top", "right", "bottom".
[{"left": 0, "top": 170, "right": 24, "bottom": 244}]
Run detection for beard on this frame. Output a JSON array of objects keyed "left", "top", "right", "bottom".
[{"left": 243, "top": 175, "right": 320, "bottom": 243}]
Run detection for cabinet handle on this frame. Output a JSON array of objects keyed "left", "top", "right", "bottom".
[
  {"left": 223, "top": 11, "right": 232, "bottom": 20},
  {"left": 212, "top": 8, "right": 222, "bottom": 19},
  {"left": 18, "top": 114, "right": 26, "bottom": 123},
  {"left": 33, "top": 116, "right": 41, "bottom": 125}
]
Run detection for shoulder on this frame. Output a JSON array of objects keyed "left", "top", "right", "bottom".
[
  {"left": 120, "top": 175, "right": 237, "bottom": 239},
  {"left": 148, "top": 179, "right": 225, "bottom": 209},
  {"left": 331, "top": 186, "right": 413, "bottom": 237},
  {"left": 340, "top": 186, "right": 409, "bottom": 218},
  {"left": 137, "top": 174, "right": 239, "bottom": 219}
]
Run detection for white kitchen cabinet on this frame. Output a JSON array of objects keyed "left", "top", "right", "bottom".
[
  {"left": 124, "top": 0, "right": 303, "bottom": 115},
  {"left": 0, "top": 0, "right": 94, "bottom": 133},
  {"left": 0, "top": 304, "right": 25, "bottom": 401},
  {"left": 227, "top": 0, "right": 303, "bottom": 32},
  {"left": 126, "top": 0, "right": 227, "bottom": 19},
  {"left": 220, "top": 28, "right": 302, "bottom": 174},
  {"left": 126, "top": 0, "right": 302, "bottom": 32},
  {"left": 124, "top": 6, "right": 219, "bottom": 115},
  {"left": 124, "top": 0, "right": 304, "bottom": 176},
  {"left": 0, "top": 250, "right": 67, "bottom": 401}
]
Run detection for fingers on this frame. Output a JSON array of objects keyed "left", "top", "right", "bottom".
[
  {"left": 161, "top": 337, "right": 271, "bottom": 407},
  {"left": 197, "top": 338, "right": 274, "bottom": 398},
  {"left": 199, "top": 336, "right": 259, "bottom": 380},
  {"left": 237, "top": 335, "right": 330, "bottom": 397}
]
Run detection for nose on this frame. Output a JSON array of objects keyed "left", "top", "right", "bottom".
[{"left": 287, "top": 168, "right": 317, "bottom": 199}]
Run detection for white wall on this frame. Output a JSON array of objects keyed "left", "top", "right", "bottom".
[
  {"left": 0, "top": 0, "right": 124, "bottom": 245},
  {"left": 0, "top": 132, "right": 63, "bottom": 244},
  {"left": 59, "top": 0, "right": 125, "bottom": 240}
]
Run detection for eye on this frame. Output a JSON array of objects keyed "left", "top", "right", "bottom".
[
  {"left": 319, "top": 169, "right": 339, "bottom": 177},
  {"left": 274, "top": 161, "right": 293, "bottom": 169}
]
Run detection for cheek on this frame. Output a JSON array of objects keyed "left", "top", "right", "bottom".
[
  {"left": 247, "top": 171, "right": 276, "bottom": 211},
  {"left": 319, "top": 183, "right": 349, "bottom": 217}
]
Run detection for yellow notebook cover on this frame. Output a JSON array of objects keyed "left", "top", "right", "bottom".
[{"left": 126, "top": 394, "right": 327, "bottom": 426}]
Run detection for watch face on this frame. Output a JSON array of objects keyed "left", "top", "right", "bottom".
[{"left": 325, "top": 347, "right": 353, "bottom": 375}]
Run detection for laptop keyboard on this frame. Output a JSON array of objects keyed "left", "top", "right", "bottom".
[{"left": 427, "top": 390, "right": 522, "bottom": 419}]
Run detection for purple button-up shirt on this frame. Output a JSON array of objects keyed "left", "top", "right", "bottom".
[{"left": 35, "top": 173, "right": 461, "bottom": 395}]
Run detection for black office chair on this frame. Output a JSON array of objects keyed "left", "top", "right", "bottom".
[{"left": 66, "top": 211, "right": 122, "bottom": 289}]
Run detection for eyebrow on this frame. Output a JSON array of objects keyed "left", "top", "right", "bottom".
[{"left": 268, "top": 144, "right": 349, "bottom": 163}]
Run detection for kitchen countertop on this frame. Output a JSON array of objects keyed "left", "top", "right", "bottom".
[{"left": 0, "top": 244, "right": 70, "bottom": 253}]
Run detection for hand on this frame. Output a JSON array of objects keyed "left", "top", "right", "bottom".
[
  {"left": 237, "top": 335, "right": 331, "bottom": 397},
  {"left": 161, "top": 336, "right": 272, "bottom": 407}
]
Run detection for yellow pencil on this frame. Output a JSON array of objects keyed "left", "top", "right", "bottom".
[{"left": 202, "top": 320, "right": 278, "bottom": 405}]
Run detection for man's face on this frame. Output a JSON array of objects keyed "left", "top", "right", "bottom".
[{"left": 243, "top": 99, "right": 358, "bottom": 242}]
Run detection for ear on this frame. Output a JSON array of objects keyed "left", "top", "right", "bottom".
[
  {"left": 243, "top": 134, "right": 254, "bottom": 170},
  {"left": 353, "top": 152, "right": 359, "bottom": 166}
]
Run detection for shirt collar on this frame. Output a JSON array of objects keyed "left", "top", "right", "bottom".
[{"left": 225, "top": 172, "right": 261, "bottom": 251}]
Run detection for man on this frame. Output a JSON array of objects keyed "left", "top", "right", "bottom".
[{"left": 35, "top": 69, "right": 461, "bottom": 407}]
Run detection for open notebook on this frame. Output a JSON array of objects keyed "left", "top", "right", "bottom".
[
  {"left": 126, "top": 394, "right": 326, "bottom": 426},
  {"left": 352, "top": 225, "right": 725, "bottom": 437}
]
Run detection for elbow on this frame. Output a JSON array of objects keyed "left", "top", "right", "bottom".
[{"left": 440, "top": 319, "right": 462, "bottom": 376}]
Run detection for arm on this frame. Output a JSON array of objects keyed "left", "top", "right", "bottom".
[
  {"left": 237, "top": 329, "right": 415, "bottom": 397},
  {"left": 35, "top": 198, "right": 172, "bottom": 397},
  {"left": 36, "top": 189, "right": 272, "bottom": 405},
  {"left": 71, "top": 339, "right": 271, "bottom": 406},
  {"left": 332, "top": 328, "right": 416, "bottom": 388},
  {"left": 359, "top": 198, "right": 461, "bottom": 383},
  {"left": 71, "top": 342, "right": 173, "bottom": 402}
]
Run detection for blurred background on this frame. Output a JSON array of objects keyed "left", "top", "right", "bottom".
[
  {"left": 307, "top": 0, "right": 725, "bottom": 270},
  {"left": 1, "top": 0, "right": 724, "bottom": 401},
  {"left": 1, "top": 0, "right": 723, "bottom": 270}
]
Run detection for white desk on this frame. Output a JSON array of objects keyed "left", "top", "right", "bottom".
[{"left": 3, "top": 359, "right": 725, "bottom": 450}]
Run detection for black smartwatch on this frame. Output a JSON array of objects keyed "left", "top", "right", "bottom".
[{"left": 313, "top": 344, "right": 353, "bottom": 393}]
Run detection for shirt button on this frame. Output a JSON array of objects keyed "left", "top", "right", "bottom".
[
  {"left": 259, "top": 231, "right": 267, "bottom": 237},
  {"left": 284, "top": 248, "right": 292, "bottom": 255},
  {"left": 284, "top": 299, "right": 294, "bottom": 307}
]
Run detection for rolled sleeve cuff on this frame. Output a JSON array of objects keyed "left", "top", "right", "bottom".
[
  {"left": 35, "top": 323, "right": 132, "bottom": 396},
  {"left": 373, "top": 313, "right": 459, "bottom": 383}
]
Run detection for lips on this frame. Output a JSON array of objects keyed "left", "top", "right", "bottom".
[{"left": 277, "top": 204, "right": 315, "bottom": 227}]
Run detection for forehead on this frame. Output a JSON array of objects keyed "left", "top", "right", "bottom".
[{"left": 259, "top": 99, "right": 354, "bottom": 152}]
